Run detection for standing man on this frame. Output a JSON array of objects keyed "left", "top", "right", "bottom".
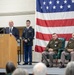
[
  {"left": 22, "top": 20, "right": 34, "bottom": 65},
  {"left": 5, "top": 20, "right": 19, "bottom": 40},
  {"left": 60, "top": 33, "right": 74, "bottom": 68},
  {"left": 42, "top": 33, "right": 62, "bottom": 67}
]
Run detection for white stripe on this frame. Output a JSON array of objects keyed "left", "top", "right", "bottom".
[
  {"left": 35, "top": 39, "right": 49, "bottom": 47},
  {"left": 36, "top": 11, "right": 74, "bottom": 20},
  {"left": 65, "top": 41, "right": 68, "bottom": 47},
  {"left": 72, "top": 0, "right": 74, "bottom": 3},
  {"left": 36, "top": 25, "right": 74, "bottom": 34}
]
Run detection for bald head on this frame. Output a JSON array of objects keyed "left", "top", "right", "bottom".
[
  {"left": 65, "top": 61, "right": 74, "bottom": 75},
  {"left": 33, "top": 62, "right": 47, "bottom": 75},
  {"left": 9, "top": 20, "right": 14, "bottom": 27},
  {"left": 12, "top": 68, "right": 28, "bottom": 75}
]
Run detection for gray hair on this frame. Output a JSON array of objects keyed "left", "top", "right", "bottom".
[
  {"left": 6, "top": 61, "right": 16, "bottom": 74},
  {"left": 33, "top": 62, "right": 47, "bottom": 75},
  {"left": 65, "top": 61, "right": 74, "bottom": 75},
  {"left": 12, "top": 68, "right": 28, "bottom": 75}
]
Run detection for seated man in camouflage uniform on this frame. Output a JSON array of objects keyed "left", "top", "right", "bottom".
[
  {"left": 60, "top": 33, "right": 74, "bottom": 68},
  {"left": 42, "top": 33, "right": 62, "bottom": 67}
]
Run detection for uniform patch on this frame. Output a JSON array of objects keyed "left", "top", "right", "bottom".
[
  {"left": 55, "top": 41, "right": 58, "bottom": 43},
  {"left": 50, "top": 41, "right": 53, "bottom": 44},
  {"left": 54, "top": 44, "right": 57, "bottom": 47},
  {"left": 69, "top": 41, "right": 72, "bottom": 43}
]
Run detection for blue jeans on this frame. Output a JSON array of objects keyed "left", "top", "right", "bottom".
[{"left": 24, "top": 45, "right": 32, "bottom": 63}]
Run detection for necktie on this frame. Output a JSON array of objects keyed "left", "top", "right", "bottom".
[{"left": 10, "top": 28, "right": 12, "bottom": 33}]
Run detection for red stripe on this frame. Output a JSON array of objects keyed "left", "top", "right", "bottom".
[
  {"left": 35, "top": 45, "right": 45, "bottom": 52},
  {"left": 36, "top": 18, "right": 74, "bottom": 27},
  {"left": 36, "top": 32, "right": 72, "bottom": 41}
]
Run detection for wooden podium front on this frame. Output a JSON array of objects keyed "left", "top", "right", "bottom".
[{"left": 0, "top": 34, "right": 17, "bottom": 68}]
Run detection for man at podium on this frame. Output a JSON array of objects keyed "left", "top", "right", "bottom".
[{"left": 5, "top": 20, "right": 19, "bottom": 40}]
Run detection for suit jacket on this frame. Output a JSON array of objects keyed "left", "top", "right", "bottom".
[
  {"left": 22, "top": 26, "right": 34, "bottom": 46},
  {"left": 5, "top": 27, "right": 19, "bottom": 39}
]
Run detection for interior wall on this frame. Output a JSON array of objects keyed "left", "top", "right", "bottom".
[
  {"left": 0, "top": 0, "right": 35, "bottom": 28},
  {"left": 0, "top": 0, "right": 35, "bottom": 13},
  {"left": 0, "top": 14, "right": 35, "bottom": 28}
]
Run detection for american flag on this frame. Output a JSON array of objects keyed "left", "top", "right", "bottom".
[{"left": 35, "top": 0, "right": 74, "bottom": 52}]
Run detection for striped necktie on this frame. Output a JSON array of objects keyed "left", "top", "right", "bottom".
[{"left": 10, "top": 28, "right": 12, "bottom": 33}]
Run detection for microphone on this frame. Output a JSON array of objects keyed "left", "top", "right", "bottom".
[{"left": 0, "top": 27, "right": 6, "bottom": 33}]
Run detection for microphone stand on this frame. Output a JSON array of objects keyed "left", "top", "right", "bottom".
[{"left": 0, "top": 28, "right": 5, "bottom": 34}]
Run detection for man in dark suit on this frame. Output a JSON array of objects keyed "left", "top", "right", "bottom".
[
  {"left": 5, "top": 21, "right": 19, "bottom": 39},
  {"left": 22, "top": 20, "right": 34, "bottom": 65}
]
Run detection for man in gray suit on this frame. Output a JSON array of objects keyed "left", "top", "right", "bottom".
[{"left": 5, "top": 21, "right": 19, "bottom": 39}]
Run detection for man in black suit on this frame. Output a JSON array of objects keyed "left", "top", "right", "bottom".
[
  {"left": 5, "top": 21, "right": 19, "bottom": 39},
  {"left": 22, "top": 20, "right": 34, "bottom": 65}
]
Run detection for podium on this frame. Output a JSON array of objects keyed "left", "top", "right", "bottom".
[{"left": 0, "top": 34, "right": 17, "bottom": 68}]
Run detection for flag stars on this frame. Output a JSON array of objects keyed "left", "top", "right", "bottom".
[
  {"left": 41, "top": 6, "right": 42, "bottom": 9},
  {"left": 56, "top": 0, "right": 60, "bottom": 4},
  {"left": 39, "top": 0, "right": 72, "bottom": 13},
  {"left": 49, "top": 1, "right": 52, "bottom": 4},
  {"left": 53, "top": 6, "right": 56, "bottom": 9},
  {"left": 60, "top": 5, "right": 63, "bottom": 9},
  {"left": 46, "top": 6, "right": 49, "bottom": 9},
  {"left": 68, "top": 5, "right": 71, "bottom": 8},
  {"left": 43, "top": 1, "right": 46, "bottom": 5},
  {"left": 64, "top": 0, "right": 67, "bottom": 3}
]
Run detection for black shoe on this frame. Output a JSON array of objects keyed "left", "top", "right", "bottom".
[
  {"left": 59, "top": 62, "right": 65, "bottom": 68},
  {"left": 46, "top": 64, "right": 50, "bottom": 67},
  {"left": 23, "top": 63, "right": 28, "bottom": 65},
  {"left": 59, "top": 65, "right": 65, "bottom": 68},
  {"left": 29, "top": 63, "right": 32, "bottom": 65},
  {"left": 49, "top": 65, "right": 53, "bottom": 68}
]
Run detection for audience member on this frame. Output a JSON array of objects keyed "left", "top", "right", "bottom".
[
  {"left": 65, "top": 61, "right": 74, "bottom": 75},
  {"left": 6, "top": 62, "right": 16, "bottom": 75},
  {"left": 33, "top": 62, "right": 47, "bottom": 75},
  {"left": 12, "top": 68, "right": 28, "bottom": 75}
]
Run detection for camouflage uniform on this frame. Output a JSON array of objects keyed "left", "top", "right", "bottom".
[
  {"left": 61, "top": 38, "right": 74, "bottom": 65},
  {"left": 42, "top": 38, "right": 62, "bottom": 66}
]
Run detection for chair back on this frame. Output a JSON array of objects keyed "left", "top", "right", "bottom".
[{"left": 58, "top": 38, "right": 66, "bottom": 49}]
